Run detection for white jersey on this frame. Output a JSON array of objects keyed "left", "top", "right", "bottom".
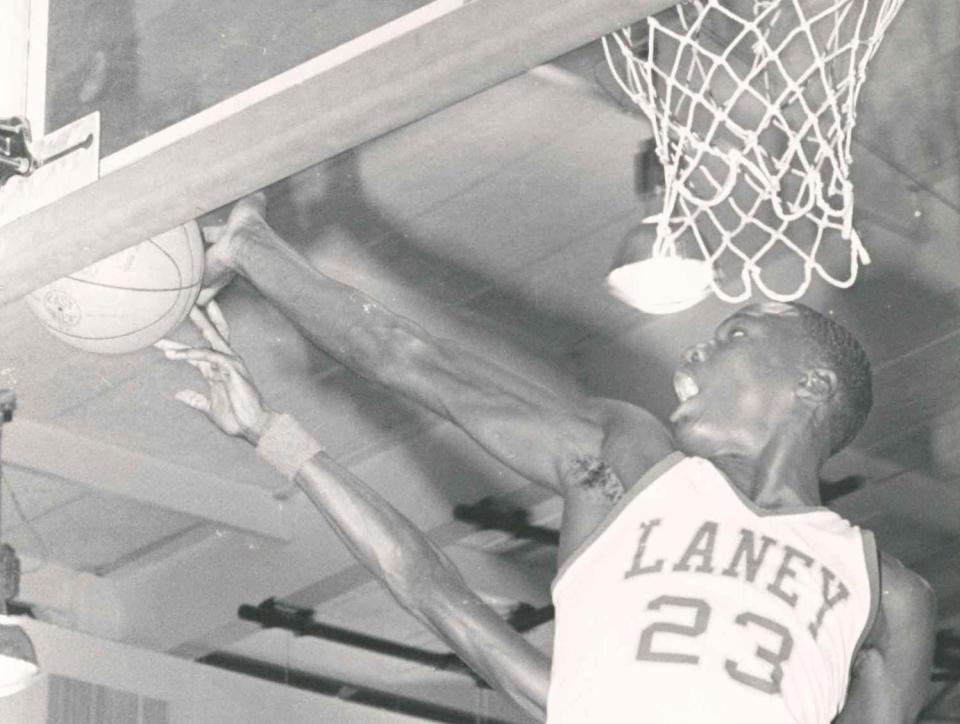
[{"left": 548, "top": 453, "right": 879, "bottom": 724}]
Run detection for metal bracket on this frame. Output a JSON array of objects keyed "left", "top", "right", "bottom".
[
  {"left": 0, "top": 117, "right": 38, "bottom": 186},
  {"left": 0, "top": 116, "right": 96, "bottom": 190},
  {"left": 453, "top": 496, "right": 560, "bottom": 546}
]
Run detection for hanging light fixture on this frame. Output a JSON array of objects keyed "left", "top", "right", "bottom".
[
  {"left": 605, "top": 142, "right": 714, "bottom": 315},
  {"left": 0, "top": 614, "right": 39, "bottom": 697},
  {"left": 0, "top": 391, "right": 39, "bottom": 697},
  {"left": 606, "top": 221, "right": 714, "bottom": 314}
]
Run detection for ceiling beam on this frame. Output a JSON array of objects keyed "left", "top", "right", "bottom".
[
  {"left": 15, "top": 555, "right": 124, "bottom": 639},
  {"left": 0, "top": 0, "right": 678, "bottom": 305},
  {"left": 3, "top": 417, "right": 290, "bottom": 541},
  {"left": 105, "top": 480, "right": 554, "bottom": 656}
]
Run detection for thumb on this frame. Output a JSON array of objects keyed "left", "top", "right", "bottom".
[
  {"left": 175, "top": 389, "right": 212, "bottom": 414},
  {"left": 200, "top": 222, "right": 227, "bottom": 245}
]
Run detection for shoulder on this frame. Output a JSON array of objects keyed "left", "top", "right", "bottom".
[
  {"left": 865, "top": 551, "right": 936, "bottom": 652},
  {"left": 878, "top": 552, "right": 936, "bottom": 622},
  {"left": 589, "top": 397, "right": 676, "bottom": 490},
  {"left": 841, "top": 551, "right": 936, "bottom": 722}
]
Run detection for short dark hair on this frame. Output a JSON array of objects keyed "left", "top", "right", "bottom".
[{"left": 790, "top": 303, "right": 873, "bottom": 454}]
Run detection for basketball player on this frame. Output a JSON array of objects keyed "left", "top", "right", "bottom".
[{"left": 161, "top": 193, "right": 935, "bottom": 723}]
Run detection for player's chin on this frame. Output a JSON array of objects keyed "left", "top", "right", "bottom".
[
  {"left": 670, "top": 420, "right": 696, "bottom": 453},
  {"left": 671, "top": 419, "right": 715, "bottom": 458}
]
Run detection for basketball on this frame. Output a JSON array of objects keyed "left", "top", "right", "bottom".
[{"left": 25, "top": 221, "right": 205, "bottom": 355}]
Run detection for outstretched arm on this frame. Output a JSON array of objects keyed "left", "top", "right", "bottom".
[
  {"left": 294, "top": 453, "right": 550, "bottom": 717},
  {"left": 834, "top": 554, "right": 936, "bottom": 724},
  {"left": 159, "top": 305, "right": 550, "bottom": 719},
  {"left": 204, "top": 195, "right": 672, "bottom": 494}
]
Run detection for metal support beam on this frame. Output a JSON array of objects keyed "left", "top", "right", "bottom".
[
  {"left": 200, "top": 653, "right": 518, "bottom": 724},
  {"left": 238, "top": 598, "right": 480, "bottom": 682},
  {"left": 235, "top": 597, "right": 555, "bottom": 683},
  {"left": 454, "top": 497, "right": 560, "bottom": 546}
]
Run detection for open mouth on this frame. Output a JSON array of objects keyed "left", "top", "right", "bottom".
[{"left": 673, "top": 369, "right": 700, "bottom": 403}]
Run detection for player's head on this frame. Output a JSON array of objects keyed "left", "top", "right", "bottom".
[{"left": 670, "top": 302, "right": 872, "bottom": 459}]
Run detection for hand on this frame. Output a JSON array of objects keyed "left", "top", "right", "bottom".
[
  {"left": 156, "top": 300, "right": 276, "bottom": 444},
  {"left": 197, "top": 192, "right": 267, "bottom": 305},
  {"left": 197, "top": 221, "right": 238, "bottom": 306}
]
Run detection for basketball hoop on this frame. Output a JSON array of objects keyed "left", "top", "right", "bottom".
[{"left": 603, "top": 0, "right": 904, "bottom": 305}]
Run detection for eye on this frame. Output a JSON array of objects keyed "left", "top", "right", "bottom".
[{"left": 730, "top": 327, "right": 747, "bottom": 339}]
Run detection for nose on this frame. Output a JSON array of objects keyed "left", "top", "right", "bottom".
[{"left": 682, "top": 341, "right": 713, "bottom": 364}]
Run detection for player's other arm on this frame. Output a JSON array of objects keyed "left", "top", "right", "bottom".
[
  {"left": 834, "top": 554, "right": 936, "bottom": 724},
  {"left": 214, "top": 196, "right": 671, "bottom": 493},
  {"left": 159, "top": 306, "right": 550, "bottom": 719},
  {"left": 295, "top": 454, "right": 550, "bottom": 718}
]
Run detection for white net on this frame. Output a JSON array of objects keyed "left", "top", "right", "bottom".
[{"left": 604, "top": 0, "right": 904, "bottom": 302}]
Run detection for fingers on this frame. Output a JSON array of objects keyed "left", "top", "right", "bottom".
[
  {"left": 175, "top": 390, "right": 212, "bottom": 413},
  {"left": 200, "top": 222, "right": 227, "bottom": 246},
  {"left": 233, "top": 192, "right": 267, "bottom": 219},
  {"left": 156, "top": 338, "right": 212, "bottom": 375},
  {"left": 197, "top": 285, "right": 226, "bottom": 308},
  {"left": 154, "top": 339, "right": 190, "bottom": 352},
  {"left": 205, "top": 300, "right": 231, "bottom": 342},
  {"left": 159, "top": 308, "right": 249, "bottom": 400},
  {"left": 194, "top": 358, "right": 219, "bottom": 382},
  {"left": 163, "top": 347, "right": 237, "bottom": 371},
  {"left": 189, "top": 307, "right": 233, "bottom": 354}
]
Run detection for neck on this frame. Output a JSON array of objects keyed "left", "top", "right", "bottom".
[{"left": 710, "top": 425, "right": 826, "bottom": 510}]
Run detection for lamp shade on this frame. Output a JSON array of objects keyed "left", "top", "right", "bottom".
[
  {"left": 606, "top": 256, "right": 714, "bottom": 314},
  {"left": 0, "top": 618, "right": 39, "bottom": 697},
  {"left": 606, "top": 220, "right": 714, "bottom": 314}
]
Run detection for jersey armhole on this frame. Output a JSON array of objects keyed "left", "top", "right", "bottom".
[
  {"left": 551, "top": 450, "right": 687, "bottom": 599},
  {"left": 851, "top": 529, "right": 882, "bottom": 664}
]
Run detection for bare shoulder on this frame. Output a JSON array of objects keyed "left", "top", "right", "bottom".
[
  {"left": 877, "top": 552, "right": 937, "bottom": 628},
  {"left": 837, "top": 552, "right": 937, "bottom": 723},
  {"left": 589, "top": 397, "right": 675, "bottom": 489},
  {"left": 860, "top": 551, "right": 936, "bottom": 657}
]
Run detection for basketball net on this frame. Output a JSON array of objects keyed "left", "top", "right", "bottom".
[{"left": 604, "top": 0, "right": 904, "bottom": 303}]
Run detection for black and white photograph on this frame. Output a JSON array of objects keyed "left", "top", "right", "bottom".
[{"left": 0, "top": 1, "right": 956, "bottom": 722}]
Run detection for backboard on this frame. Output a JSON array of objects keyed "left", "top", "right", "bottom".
[
  {"left": 0, "top": 0, "right": 677, "bottom": 305},
  {"left": 42, "top": 0, "right": 435, "bottom": 159}
]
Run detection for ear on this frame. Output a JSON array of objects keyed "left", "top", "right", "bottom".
[{"left": 796, "top": 368, "right": 838, "bottom": 404}]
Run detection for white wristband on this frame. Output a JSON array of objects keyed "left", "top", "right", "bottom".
[{"left": 256, "top": 413, "right": 325, "bottom": 480}]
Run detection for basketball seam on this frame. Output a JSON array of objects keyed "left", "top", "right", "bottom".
[
  {"left": 34, "top": 283, "right": 200, "bottom": 341},
  {"left": 61, "top": 278, "right": 201, "bottom": 293},
  {"left": 149, "top": 237, "right": 185, "bottom": 289},
  {"left": 145, "top": 236, "right": 193, "bottom": 342},
  {"left": 64, "top": 235, "right": 191, "bottom": 292},
  {"left": 33, "top": 226, "right": 202, "bottom": 349},
  {"left": 179, "top": 224, "right": 199, "bottom": 324}
]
